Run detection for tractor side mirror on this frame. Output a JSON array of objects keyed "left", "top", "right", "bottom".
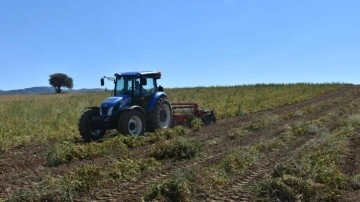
[
  {"left": 140, "top": 77, "right": 147, "bottom": 85},
  {"left": 100, "top": 78, "right": 104, "bottom": 86},
  {"left": 158, "top": 85, "right": 164, "bottom": 92}
]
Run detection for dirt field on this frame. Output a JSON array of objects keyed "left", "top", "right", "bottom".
[{"left": 1, "top": 85, "right": 359, "bottom": 201}]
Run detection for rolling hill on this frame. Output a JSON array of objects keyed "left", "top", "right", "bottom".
[{"left": 0, "top": 86, "right": 105, "bottom": 95}]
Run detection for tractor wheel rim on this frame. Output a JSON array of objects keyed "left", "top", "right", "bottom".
[
  {"left": 89, "top": 118, "right": 103, "bottom": 136},
  {"left": 128, "top": 116, "right": 142, "bottom": 135},
  {"left": 159, "top": 104, "right": 171, "bottom": 128},
  {"left": 90, "top": 129, "right": 103, "bottom": 136}
]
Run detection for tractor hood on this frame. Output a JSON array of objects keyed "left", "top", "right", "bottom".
[{"left": 100, "top": 95, "right": 131, "bottom": 116}]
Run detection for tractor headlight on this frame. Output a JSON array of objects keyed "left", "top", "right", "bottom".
[{"left": 107, "top": 107, "right": 114, "bottom": 116}]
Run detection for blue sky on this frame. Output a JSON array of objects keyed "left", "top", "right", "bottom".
[{"left": 0, "top": 0, "right": 359, "bottom": 91}]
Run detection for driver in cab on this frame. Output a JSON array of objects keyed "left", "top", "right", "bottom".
[{"left": 134, "top": 80, "right": 149, "bottom": 96}]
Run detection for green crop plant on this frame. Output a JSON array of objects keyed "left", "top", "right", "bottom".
[
  {"left": 254, "top": 138, "right": 284, "bottom": 153},
  {"left": 226, "top": 128, "right": 252, "bottom": 140},
  {"left": 38, "top": 175, "right": 74, "bottom": 201},
  {"left": 190, "top": 118, "right": 203, "bottom": 131},
  {"left": 214, "top": 136, "right": 284, "bottom": 176},
  {"left": 246, "top": 114, "right": 281, "bottom": 131},
  {"left": 145, "top": 129, "right": 175, "bottom": 144},
  {"left": 107, "top": 157, "right": 160, "bottom": 181},
  {"left": 150, "top": 137, "right": 201, "bottom": 160},
  {"left": 291, "top": 121, "right": 320, "bottom": 136},
  {"left": 67, "top": 157, "right": 159, "bottom": 193},
  {"left": 145, "top": 126, "right": 190, "bottom": 144},
  {"left": 8, "top": 175, "right": 74, "bottom": 202},
  {"left": 236, "top": 105, "right": 248, "bottom": 116},
  {"left": 143, "top": 169, "right": 196, "bottom": 202},
  {"left": 68, "top": 165, "right": 104, "bottom": 192},
  {"left": 67, "top": 158, "right": 159, "bottom": 191},
  {"left": 171, "top": 125, "right": 191, "bottom": 136},
  {"left": 46, "top": 141, "right": 76, "bottom": 166},
  {"left": 282, "top": 110, "right": 304, "bottom": 120},
  {"left": 251, "top": 175, "right": 321, "bottom": 202},
  {"left": 46, "top": 136, "right": 128, "bottom": 166},
  {"left": 7, "top": 190, "right": 39, "bottom": 202},
  {"left": 120, "top": 135, "right": 146, "bottom": 148},
  {"left": 350, "top": 174, "right": 360, "bottom": 190},
  {"left": 348, "top": 114, "right": 360, "bottom": 127},
  {"left": 217, "top": 147, "right": 259, "bottom": 175}
]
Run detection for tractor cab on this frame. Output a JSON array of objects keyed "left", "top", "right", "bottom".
[{"left": 101, "top": 71, "right": 162, "bottom": 110}]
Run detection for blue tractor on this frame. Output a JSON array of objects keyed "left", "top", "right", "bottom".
[{"left": 78, "top": 71, "right": 173, "bottom": 141}]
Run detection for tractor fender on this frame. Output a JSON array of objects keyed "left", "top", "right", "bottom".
[
  {"left": 123, "top": 105, "right": 146, "bottom": 117},
  {"left": 147, "top": 92, "right": 167, "bottom": 112}
]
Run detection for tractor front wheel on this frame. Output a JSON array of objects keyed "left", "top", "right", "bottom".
[
  {"left": 118, "top": 110, "right": 145, "bottom": 135},
  {"left": 78, "top": 107, "right": 105, "bottom": 141}
]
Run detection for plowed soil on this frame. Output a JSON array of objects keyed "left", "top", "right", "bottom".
[{"left": 1, "top": 85, "right": 359, "bottom": 201}]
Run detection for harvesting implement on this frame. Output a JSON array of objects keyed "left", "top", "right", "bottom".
[
  {"left": 78, "top": 71, "right": 216, "bottom": 141},
  {"left": 172, "top": 103, "right": 216, "bottom": 126}
]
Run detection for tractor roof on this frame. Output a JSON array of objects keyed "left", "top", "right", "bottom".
[{"left": 115, "top": 71, "right": 161, "bottom": 78}]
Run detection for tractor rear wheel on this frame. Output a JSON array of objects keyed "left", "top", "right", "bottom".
[
  {"left": 118, "top": 110, "right": 145, "bottom": 135},
  {"left": 78, "top": 107, "right": 105, "bottom": 141},
  {"left": 149, "top": 97, "right": 173, "bottom": 130}
]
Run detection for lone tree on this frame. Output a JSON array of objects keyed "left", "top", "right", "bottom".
[{"left": 49, "top": 73, "right": 74, "bottom": 93}]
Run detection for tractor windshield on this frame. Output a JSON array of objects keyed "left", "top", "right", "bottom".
[
  {"left": 114, "top": 76, "right": 157, "bottom": 96},
  {"left": 114, "top": 77, "right": 132, "bottom": 96}
]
